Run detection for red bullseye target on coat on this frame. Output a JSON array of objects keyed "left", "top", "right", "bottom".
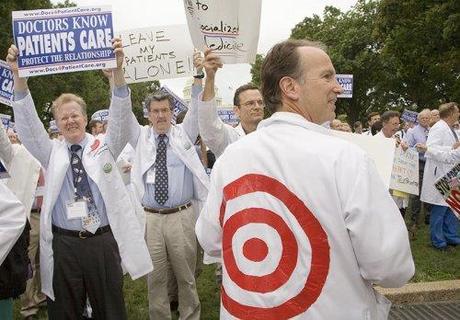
[{"left": 219, "top": 174, "right": 330, "bottom": 320}]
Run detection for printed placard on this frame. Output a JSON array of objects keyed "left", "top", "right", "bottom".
[
  {"left": 401, "top": 109, "right": 418, "bottom": 124},
  {"left": 336, "top": 74, "right": 353, "bottom": 98},
  {"left": 0, "top": 61, "right": 14, "bottom": 106},
  {"left": 389, "top": 147, "right": 419, "bottom": 195},
  {"left": 12, "top": 6, "right": 116, "bottom": 77},
  {"left": 119, "top": 25, "right": 195, "bottom": 83},
  {"left": 91, "top": 109, "right": 109, "bottom": 122},
  {"left": 217, "top": 108, "right": 239, "bottom": 126},
  {"left": 435, "top": 163, "right": 460, "bottom": 220},
  {"left": 183, "top": 0, "right": 261, "bottom": 64},
  {"left": 1, "top": 114, "right": 11, "bottom": 129}
]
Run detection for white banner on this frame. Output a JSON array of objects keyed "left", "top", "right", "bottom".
[
  {"left": 183, "top": 0, "right": 261, "bottom": 64},
  {"left": 119, "top": 25, "right": 195, "bottom": 83},
  {"left": 389, "top": 147, "right": 419, "bottom": 195}
]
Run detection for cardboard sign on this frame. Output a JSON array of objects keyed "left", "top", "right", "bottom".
[
  {"left": 217, "top": 108, "right": 239, "bottom": 126},
  {"left": 332, "top": 131, "right": 395, "bottom": 189},
  {"left": 0, "top": 61, "right": 14, "bottom": 106},
  {"left": 389, "top": 147, "right": 419, "bottom": 195},
  {"left": 401, "top": 109, "right": 418, "bottom": 124},
  {"left": 12, "top": 6, "right": 116, "bottom": 77},
  {"left": 183, "top": 0, "right": 261, "bottom": 64},
  {"left": 336, "top": 74, "right": 353, "bottom": 98},
  {"left": 434, "top": 163, "right": 460, "bottom": 220},
  {"left": 119, "top": 25, "right": 195, "bottom": 83}
]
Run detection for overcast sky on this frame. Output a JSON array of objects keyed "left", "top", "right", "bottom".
[{"left": 67, "top": 0, "right": 357, "bottom": 103}]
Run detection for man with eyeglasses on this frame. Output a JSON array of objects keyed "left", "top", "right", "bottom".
[
  {"left": 122, "top": 89, "right": 209, "bottom": 320},
  {"left": 198, "top": 49, "right": 265, "bottom": 158}
]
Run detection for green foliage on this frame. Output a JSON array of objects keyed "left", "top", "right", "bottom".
[
  {"left": 374, "top": 0, "right": 460, "bottom": 108},
  {"left": 250, "top": 54, "right": 264, "bottom": 87},
  {"left": 250, "top": 0, "right": 460, "bottom": 125}
]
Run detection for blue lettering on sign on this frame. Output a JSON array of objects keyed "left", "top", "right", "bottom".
[{"left": 13, "top": 10, "right": 115, "bottom": 69}]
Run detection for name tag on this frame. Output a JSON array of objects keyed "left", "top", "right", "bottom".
[
  {"left": 66, "top": 200, "right": 88, "bottom": 219},
  {"left": 146, "top": 169, "right": 155, "bottom": 184}
]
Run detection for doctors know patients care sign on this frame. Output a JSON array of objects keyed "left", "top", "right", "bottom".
[
  {"left": 435, "top": 163, "right": 460, "bottom": 220},
  {"left": 119, "top": 25, "right": 195, "bottom": 83},
  {"left": 0, "top": 61, "right": 14, "bottom": 106},
  {"left": 12, "top": 6, "right": 116, "bottom": 77},
  {"left": 183, "top": 0, "right": 261, "bottom": 64}
]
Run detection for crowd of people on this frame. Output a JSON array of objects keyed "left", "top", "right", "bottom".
[{"left": 0, "top": 36, "right": 458, "bottom": 320}]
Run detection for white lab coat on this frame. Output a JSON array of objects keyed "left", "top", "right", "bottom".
[
  {"left": 421, "top": 119, "right": 460, "bottom": 206},
  {"left": 12, "top": 92, "right": 153, "bottom": 300},
  {"left": 198, "top": 97, "right": 245, "bottom": 158},
  {"left": 196, "top": 112, "right": 414, "bottom": 320},
  {"left": 126, "top": 97, "right": 209, "bottom": 217},
  {"left": 0, "top": 126, "right": 40, "bottom": 219},
  {"left": 0, "top": 182, "right": 26, "bottom": 265}
]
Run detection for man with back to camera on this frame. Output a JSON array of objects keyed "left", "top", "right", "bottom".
[{"left": 196, "top": 39, "right": 414, "bottom": 319}]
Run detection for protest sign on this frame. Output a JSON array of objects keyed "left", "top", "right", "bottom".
[
  {"left": 183, "top": 0, "right": 261, "bottom": 64},
  {"left": 12, "top": 6, "right": 116, "bottom": 77},
  {"left": 1, "top": 114, "right": 11, "bottom": 129},
  {"left": 389, "top": 147, "right": 419, "bottom": 195},
  {"left": 401, "top": 109, "right": 418, "bottom": 124},
  {"left": 217, "top": 108, "right": 238, "bottom": 126},
  {"left": 336, "top": 74, "right": 353, "bottom": 98},
  {"left": 0, "top": 61, "right": 14, "bottom": 106},
  {"left": 119, "top": 25, "right": 195, "bottom": 83},
  {"left": 91, "top": 109, "right": 109, "bottom": 122},
  {"left": 434, "top": 163, "right": 460, "bottom": 220},
  {"left": 331, "top": 131, "right": 395, "bottom": 188}
]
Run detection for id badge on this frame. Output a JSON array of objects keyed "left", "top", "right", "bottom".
[
  {"left": 66, "top": 200, "right": 88, "bottom": 219},
  {"left": 146, "top": 169, "right": 155, "bottom": 184}
]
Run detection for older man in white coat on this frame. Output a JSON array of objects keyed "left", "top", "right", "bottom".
[
  {"left": 123, "top": 88, "right": 209, "bottom": 319},
  {"left": 420, "top": 102, "right": 460, "bottom": 250},
  {"left": 196, "top": 39, "right": 414, "bottom": 320},
  {"left": 7, "top": 39, "right": 152, "bottom": 319}
]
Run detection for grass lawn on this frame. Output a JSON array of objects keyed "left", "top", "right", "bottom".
[{"left": 13, "top": 222, "right": 459, "bottom": 319}]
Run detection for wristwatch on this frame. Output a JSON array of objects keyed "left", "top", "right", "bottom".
[{"left": 193, "top": 71, "right": 205, "bottom": 79}]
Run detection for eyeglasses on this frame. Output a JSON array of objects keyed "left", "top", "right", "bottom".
[
  {"left": 150, "top": 108, "right": 171, "bottom": 116},
  {"left": 239, "top": 99, "right": 265, "bottom": 108}
]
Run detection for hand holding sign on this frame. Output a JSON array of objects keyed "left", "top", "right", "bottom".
[
  {"left": 203, "top": 48, "right": 223, "bottom": 79},
  {"left": 6, "top": 45, "right": 28, "bottom": 93},
  {"left": 111, "top": 37, "right": 126, "bottom": 87}
]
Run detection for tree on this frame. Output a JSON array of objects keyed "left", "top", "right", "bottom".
[
  {"left": 250, "top": 1, "right": 389, "bottom": 124},
  {"left": 290, "top": 0, "right": 388, "bottom": 124},
  {"left": 374, "top": 0, "right": 460, "bottom": 108}
]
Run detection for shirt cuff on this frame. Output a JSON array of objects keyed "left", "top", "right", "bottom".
[
  {"left": 191, "top": 83, "right": 203, "bottom": 99},
  {"left": 113, "top": 85, "right": 129, "bottom": 98},
  {"left": 13, "top": 90, "right": 28, "bottom": 101}
]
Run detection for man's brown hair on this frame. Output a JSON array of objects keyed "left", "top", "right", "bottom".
[{"left": 260, "top": 39, "right": 326, "bottom": 114}]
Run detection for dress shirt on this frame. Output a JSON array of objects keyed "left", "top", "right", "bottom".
[
  {"left": 51, "top": 136, "right": 109, "bottom": 230},
  {"left": 404, "top": 124, "right": 428, "bottom": 162},
  {"left": 142, "top": 128, "right": 193, "bottom": 208}
]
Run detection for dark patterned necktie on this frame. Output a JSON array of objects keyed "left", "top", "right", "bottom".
[
  {"left": 154, "top": 134, "right": 168, "bottom": 205},
  {"left": 70, "top": 144, "right": 101, "bottom": 233}
]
